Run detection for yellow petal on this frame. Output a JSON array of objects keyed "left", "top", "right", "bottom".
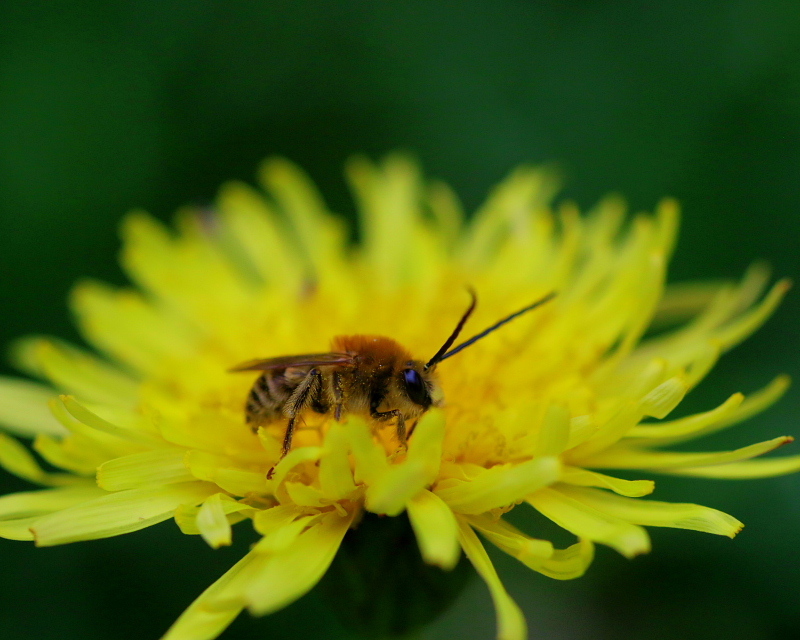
[
  {"left": 626, "top": 392, "right": 744, "bottom": 443},
  {"left": 174, "top": 497, "right": 252, "bottom": 536},
  {"left": 457, "top": 518, "right": 527, "bottom": 640},
  {"left": 259, "top": 157, "right": 346, "bottom": 285},
  {"left": 529, "top": 487, "right": 650, "bottom": 558},
  {"left": 268, "top": 446, "right": 322, "bottom": 488},
  {"left": 619, "top": 261, "right": 769, "bottom": 374},
  {"left": 97, "top": 449, "right": 194, "bottom": 490},
  {"left": 0, "top": 484, "right": 104, "bottom": 521},
  {"left": 654, "top": 198, "right": 680, "bottom": 264},
  {"left": 534, "top": 539, "right": 595, "bottom": 580},
  {"left": 0, "top": 516, "right": 39, "bottom": 540},
  {"left": 283, "top": 481, "right": 330, "bottom": 508},
  {"left": 33, "top": 434, "right": 100, "bottom": 476},
  {"left": 534, "top": 403, "right": 570, "bottom": 457},
  {"left": 581, "top": 436, "right": 794, "bottom": 470},
  {"left": 707, "top": 375, "right": 790, "bottom": 435},
  {"left": 32, "top": 482, "right": 217, "bottom": 546},
  {"left": 237, "top": 509, "right": 354, "bottom": 616},
  {"left": 427, "top": 179, "right": 464, "bottom": 249},
  {"left": 407, "top": 489, "right": 460, "bottom": 569},
  {"left": 347, "top": 154, "right": 426, "bottom": 289},
  {"left": 557, "top": 485, "right": 743, "bottom": 537},
  {"left": 406, "top": 410, "right": 446, "bottom": 476},
  {"left": 157, "top": 410, "right": 267, "bottom": 462},
  {"left": 0, "top": 484, "right": 104, "bottom": 541},
  {"left": 118, "top": 211, "right": 176, "bottom": 289},
  {"left": 653, "top": 454, "right": 800, "bottom": 479},
  {"left": 640, "top": 376, "right": 687, "bottom": 419},
  {"left": 12, "top": 339, "right": 139, "bottom": 406},
  {"left": 0, "top": 432, "right": 79, "bottom": 486},
  {"left": 458, "top": 165, "right": 559, "bottom": 270},
  {"left": 184, "top": 450, "right": 267, "bottom": 496},
  {"left": 627, "top": 376, "right": 789, "bottom": 446},
  {"left": 681, "top": 339, "right": 721, "bottom": 390},
  {"left": 605, "top": 226, "right": 669, "bottom": 362},
  {"left": 0, "top": 376, "right": 66, "bottom": 437},
  {"left": 560, "top": 466, "right": 654, "bottom": 497},
  {"left": 47, "top": 396, "right": 133, "bottom": 460},
  {"left": 435, "top": 457, "right": 560, "bottom": 515},
  {"left": 347, "top": 417, "right": 389, "bottom": 485},
  {"left": 566, "top": 415, "right": 600, "bottom": 450},
  {"left": 120, "top": 210, "right": 249, "bottom": 312},
  {"left": 70, "top": 280, "right": 197, "bottom": 375},
  {"left": 60, "top": 395, "right": 161, "bottom": 446},
  {"left": 715, "top": 279, "right": 791, "bottom": 351},
  {"left": 160, "top": 551, "right": 256, "bottom": 640},
  {"left": 567, "top": 402, "right": 642, "bottom": 460},
  {"left": 252, "top": 513, "right": 321, "bottom": 555},
  {"left": 216, "top": 181, "right": 303, "bottom": 292},
  {"left": 467, "top": 514, "right": 554, "bottom": 560},
  {"left": 318, "top": 422, "right": 356, "bottom": 500},
  {"left": 653, "top": 279, "right": 731, "bottom": 328},
  {"left": 196, "top": 493, "right": 235, "bottom": 548},
  {"left": 367, "top": 412, "right": 445, "bottom": 516},
  {"left": 467, "top": 514, "right": 596, "bottom": 581},
  {"left": 251, "top": 504, "right": 302, "bottom": 535}
]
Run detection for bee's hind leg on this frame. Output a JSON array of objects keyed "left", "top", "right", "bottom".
[
  {"left": 267, "top": 368, "right": 322, "bottom": 480},
  {"left": 267, "top": 415, "right": 300, "bottom": 480}
]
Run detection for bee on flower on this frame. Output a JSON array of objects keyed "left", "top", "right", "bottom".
[{"left": 0, "top": 154, "right": 795, "bottom": 640}]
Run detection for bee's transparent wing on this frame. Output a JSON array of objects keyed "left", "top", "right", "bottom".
[{"left": 228, "top": 353, "right": 355, "bottom": 372}]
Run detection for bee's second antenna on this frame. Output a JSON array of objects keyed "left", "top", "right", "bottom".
[
  {"left": 438, "top": 291, "right": 556, "bottom": 363},
  {"left": 424, "top": 289, "right": 478, "bottom": 370}
]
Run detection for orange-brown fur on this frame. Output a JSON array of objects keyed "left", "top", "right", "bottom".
[{"left": 330, "top": 335, "right": 437, "bottom": 418}]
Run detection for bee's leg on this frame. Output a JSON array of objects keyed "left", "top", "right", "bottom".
[
  {"left": 370, "top": 408, "right": 407, "bottom": 450},
  {"left": 267, "top": 368, "right": 322, "bottom": 480},
  {"left": 267, "top": 413, "right": 298, "bottom": 480},
  {"left": 332, "top": 371, "right": 344, "bottom": 421},
  {"left": 407, "top": 419, "right": 419, "bottom": 439},
  {"left": 310, "top": 381, "right": 330, "bottom": 414}
]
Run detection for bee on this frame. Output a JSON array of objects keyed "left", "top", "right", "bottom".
[{"left": 231, "top": 291, "right": 555, "bottom": 477}]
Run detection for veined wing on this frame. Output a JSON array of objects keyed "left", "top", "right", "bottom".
[{"left": 229, "top": 352, "right": 355, "bottom": 372}]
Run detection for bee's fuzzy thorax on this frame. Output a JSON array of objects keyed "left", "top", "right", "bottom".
[{"left": 331, "top": 335, "right": 415, "bottom": 365}]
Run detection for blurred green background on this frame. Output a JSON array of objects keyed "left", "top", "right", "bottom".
[{"left": 1, "top": 2, "right": 799, "bottom": 639}]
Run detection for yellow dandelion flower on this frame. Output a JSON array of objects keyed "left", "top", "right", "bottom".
[{"left": 0, "top": 154, "right": 796, "bottom": 640}]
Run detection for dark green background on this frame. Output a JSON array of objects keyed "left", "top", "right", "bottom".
[{"left": 1, "top": 2, "right": 798, "bottom": 639}]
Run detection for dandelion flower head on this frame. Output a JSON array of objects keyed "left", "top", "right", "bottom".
[{"left": 0, "top": 154, "right": 795, "bottom": 640}]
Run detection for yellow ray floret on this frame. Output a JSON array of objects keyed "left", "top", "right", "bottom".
[{"left": 0, "top": 154, "right": 793, "bottom": 640}]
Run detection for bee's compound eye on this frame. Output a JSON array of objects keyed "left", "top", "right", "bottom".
[{"left": 402, "top": 369, "right": 431, "bottom": 408}]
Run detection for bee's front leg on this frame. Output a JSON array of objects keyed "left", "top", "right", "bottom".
[
  {"left": 332, "top": 370, "right": 344, "bottom": 421},
  {"left": 370, "top": 408, "right": 407, "bottom": 450}
]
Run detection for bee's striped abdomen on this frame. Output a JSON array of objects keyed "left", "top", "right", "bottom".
[{"left": 245, "top": 372, "right": 286, "bottom": 428}]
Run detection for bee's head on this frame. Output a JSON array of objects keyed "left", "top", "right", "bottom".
[
  {"left": 392, "top": 289, "right": 554, "bottom": 416},
  {"left": 398, "top": 364, "right": 442, "bottom": 411}
]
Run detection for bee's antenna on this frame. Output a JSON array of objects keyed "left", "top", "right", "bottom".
[
  {"left": 424, "top": 289, "right": 478, "bottom": 370},
  {"left": 436, "top": 291, "right": 556, "bottom": 364}
]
